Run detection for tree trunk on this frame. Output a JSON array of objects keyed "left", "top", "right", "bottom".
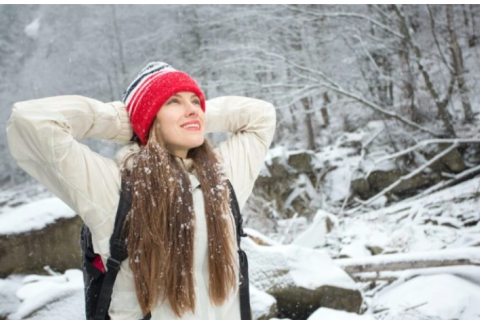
[
  {"left": 289, "top": 105, "right": 298, "bottom": 134},
  {"left": 111, "top": 5, "right": 127, "bottom": 87},
  {"left": 397, "top": 9, "right": 420, "bottom": 122},
  {"left": 394, "top": 5, "right": 456, "bottom": 137},
  {"left": 404, "top": 55, "right": 418, "bottom": 122},
  {"left": 469, "top": 4, "right": 478, "bottom": 47},
  {"left": 321, "top": 92, "right": 330, "bottom": 128},
  {"left": 462, "top": 4, "right": 471, "bottom": 40},
  {"left": 446, "top": 5, "right": 475, "bottom": 123},
  {"left": 301, "top": 97, "right": 316, "bottom": 150}
]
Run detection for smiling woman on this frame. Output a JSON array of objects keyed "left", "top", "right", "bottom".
[
  {"left": 154, "top": 92, "right": 206, "bottom": 158},
  {"left": 6, "top": 61, "right": 276, "bottom": 320}
]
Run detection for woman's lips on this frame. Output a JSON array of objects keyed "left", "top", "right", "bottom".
[{"left": 181, "top": 121, "right": 201, "bottom": 131}]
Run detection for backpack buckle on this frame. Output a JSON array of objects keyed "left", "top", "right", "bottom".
[{"left": 106, "top": 257, "right": 122, "bottom": 271}]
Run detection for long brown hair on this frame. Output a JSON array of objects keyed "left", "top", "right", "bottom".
[{"left": 121, "top": 121, "right": 237, "bottom": 317}]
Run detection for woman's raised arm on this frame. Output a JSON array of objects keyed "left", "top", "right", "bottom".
[
  {"left": 6, "top": 95, "right": 132, "bottom": 234},
  {"left": 205, "top": 96, "right": 276, "bottom": 210}
]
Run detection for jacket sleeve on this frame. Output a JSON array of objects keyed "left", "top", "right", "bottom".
[
  {"left": 205, "top": 96, "right": 276, "bottom": 210},
  {"left": 6, "top": 95, "right": 132, "bottom": 234}
]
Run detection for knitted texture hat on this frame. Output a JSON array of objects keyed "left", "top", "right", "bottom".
[{"left": 122, "top": 62, "right": 205, "bottom": 145}]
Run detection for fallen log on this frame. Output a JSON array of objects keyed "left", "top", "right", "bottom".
[
  {"left": 352, "top": 265, "right": 480, "bottom": 283},
  {"left": 334, "top": 247, "right": 480, "bottom": 274}
]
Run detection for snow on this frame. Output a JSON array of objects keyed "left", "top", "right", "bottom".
[
  {"left": 8, "top": 269, "right": 84, "bottom": 320},
  {"left": 327, "top": 175, "right": 480, "bottom": 258},
  {"left": 276, "top": 215, "right": 308, "bottom": 244},
  {"left": 243, "top": 227, "right": 280, "bottom": 246},
  {"left": 324, "top": 167, "right": 352, "bottom": 202},
  {"left": 291, "top": 210, "right": 333, "bottom": 248},
  {"left": 315, "top": 146, "right": 359, "bottom": 168},
  {"left": 339, "top": 241, "right": 372, "bottom": 258},
  {"left": 308, "top": 308, "right": 375, "bottom": 320},
  {"left": 0, "top": 276, "right": 23, "bottom": 318},
  {"left": 250, "top": 285, "right": 276, "bottom": 320},
  {"left": 24, "top": 18, "right": 41, "bottom": 39},
  {"left": 0, "top": 197, "right": 76, "bottom": 235},
  {"left": 288, "top": 248, "right": 357, "bottom": 290},
  {"left": 21, "top": 291, "right": 85, "bottom": 320},
  {"left": 372, "top": 274, "right": 480, "bottom": 320},
  {"left": 265, "top": 145, "right": 290, "bottom": 166},
  {"left": 243, "top": 237, "right": 359, "bottom": 291}
]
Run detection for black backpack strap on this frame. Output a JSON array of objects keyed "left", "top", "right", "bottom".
[
  {"left": 81, "top": 224, "right": 106, "bottom": 320},
  {"left": 94, "top": 175, "right": 134, "bottom": 320},
  {"left": 226, "top": 180, "right": 252, "bottom": 320}
]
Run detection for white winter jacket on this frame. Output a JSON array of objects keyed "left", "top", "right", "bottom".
[{"left": 6, "top": 95, "right": 276, "bottom": 320}]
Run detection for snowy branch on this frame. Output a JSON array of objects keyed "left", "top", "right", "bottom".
[
  {"left": 367, "top": 138, "right": 480, "bottom": 177},
  {"left": 406, "top": 163, "right": 480, "bottom": 202},
  {"left": 257, "top": 48, "right": 444, "bottom": 137},
  {"left": 283, "top": 6, "right": 405, "bottom": 39},
  {"left": 320, "top": 83, "right": 443, "bottom": 137},
  {"left": 426, "top": 5, "right": 454, "bottom": 72},
  {"left": 349, "top": 142, "right": 460, "bottom": 213}
]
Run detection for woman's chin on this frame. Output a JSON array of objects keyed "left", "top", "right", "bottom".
[
  {"left": 191, "top": 138, "right": 205, "bottom": 148},
  {"left": 183, "top": 137, "right": 205, "bottom": 150}
]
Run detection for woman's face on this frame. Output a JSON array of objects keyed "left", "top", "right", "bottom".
[{"left": 154, "top": 91, "right": 205, "bottom": 158}]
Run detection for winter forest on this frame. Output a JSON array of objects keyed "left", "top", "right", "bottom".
[{"left": 1, "top": 4, "right": 480, "bottom": 320}]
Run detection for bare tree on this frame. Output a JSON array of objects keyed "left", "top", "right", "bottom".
[
  {"left": 321, "top": 92, "right": 330, "bottom": 128},
  {"left": 394, "top": 5, "right": 457, "bottom": 137},
  {"left": 110, "top": 5, "right": 128, "bottom": 91},
  {"left": 446, "top": 4, "right": 475, "bottom": 123}
]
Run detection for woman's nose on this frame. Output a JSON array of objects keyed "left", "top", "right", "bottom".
[{"left": 185, "top": 101, "right": 199, "bottom": 117}]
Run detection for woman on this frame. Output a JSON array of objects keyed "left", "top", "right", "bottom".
[{"left": 6, "top": 62, "right": 276, "bottom": 320}]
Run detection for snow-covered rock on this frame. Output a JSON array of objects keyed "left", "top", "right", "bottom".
[
  {"left": 249, "top": 148, "right": 321, "bottom": 225},
  {"left": 0, "top": 198, "right": 82, "bottom": 277},
  {"left": 0, "top": 198, "right": 76, "bottom": 235},
  {"left": 243, "top": 237, "right": 362, "bottom": 319}
]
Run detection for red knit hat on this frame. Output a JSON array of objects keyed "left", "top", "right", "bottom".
[{"left": 122, "top": 62, "right": 205, "bottom": 145}]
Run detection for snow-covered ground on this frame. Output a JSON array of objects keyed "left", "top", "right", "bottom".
[
  {"left": 1, "top": 157, "right": 479, "bottom": 319},
  {"left": 254, "top": 141, "right": 480, "bottom": 319}
]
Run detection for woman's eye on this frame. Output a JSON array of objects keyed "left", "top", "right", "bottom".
[
  {"left": 193, "top": 100, "right": 201, "bottom": 105},
  {"left": 168, "top": 99, "right": 179, "bottom": 104}
]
